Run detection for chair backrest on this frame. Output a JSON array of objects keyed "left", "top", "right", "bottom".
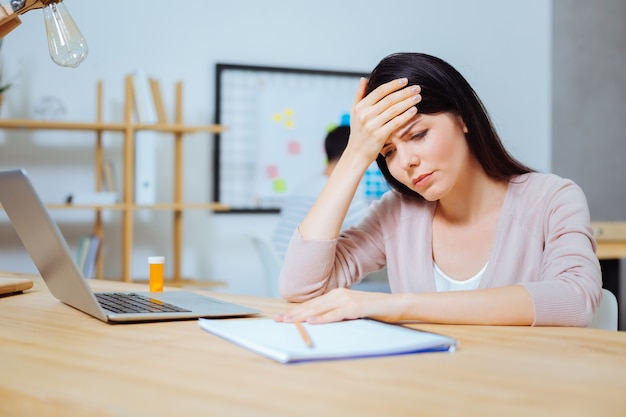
[
  {"left": 250, "top": 234, "right": 283, "bottom": 298},
  {"left": 588, "top": 288, "right": 619, "bottom": 330},
  {"left": 352, "top": 267, "right": 392, "bottom": 293}
]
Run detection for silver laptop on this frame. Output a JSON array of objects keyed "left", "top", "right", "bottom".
[{"left": 0, "top": 169, "right": 260, "bottom": 323}]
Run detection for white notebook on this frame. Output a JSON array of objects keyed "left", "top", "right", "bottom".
[{"left": 198, "top": 318, "right": 457, "bottom": 364}]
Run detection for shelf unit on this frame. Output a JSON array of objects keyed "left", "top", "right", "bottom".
[{"left": 0, "top": 76, "right": 229, "bottom": 285}]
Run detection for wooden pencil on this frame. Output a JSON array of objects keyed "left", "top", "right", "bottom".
[{"left": 294, "top": 320, "right": 314, "bottom": 348}]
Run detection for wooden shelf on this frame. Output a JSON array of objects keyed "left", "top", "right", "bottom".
[
  {"left": 0, "top": 119, "right": 128, "bottom": 131},
  {"left": 41, "top": 202, "right": 230, "bottom": 211},
  {"left": 134, "top": 123, "right": 226, "bottom": 134},
  {"left": 0, "top": 76, "right": 227, "bottom": 284},
  {"left": 0, "top": 119, "right": 227, "bottom": 134}
]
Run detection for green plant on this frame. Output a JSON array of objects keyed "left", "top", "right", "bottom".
[{"left": 0, "top": 39, "right": 11, "bottom": 94}]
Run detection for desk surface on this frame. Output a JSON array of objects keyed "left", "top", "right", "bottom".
[
  {"left": 596, "top": 241, "right": 626, "bottom": 260},
  {"left": 592, "top": 222, "right": 626, "bottom": 259},
  {"left": 1, "top": 274, "right": 625, "bottom": 417}
]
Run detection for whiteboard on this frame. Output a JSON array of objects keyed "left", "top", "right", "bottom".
[{"left": 213, "top": 64, "right": 388, "bottom": 212}]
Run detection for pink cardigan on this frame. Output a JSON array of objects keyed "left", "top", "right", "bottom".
[{"left": 279, "top": 173, "right": 602, "bottom": 327}]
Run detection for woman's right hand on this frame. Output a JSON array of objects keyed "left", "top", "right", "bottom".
[
  {"left": 294, "top": 78, "right": 421, "bottom": 243},
  {"left": 347, "top": 77, "right": 421, "bottom": 163}
]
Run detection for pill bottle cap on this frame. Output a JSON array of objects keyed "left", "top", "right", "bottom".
[{"left": 148, "top": 256, "right": 165, "bottom": 264}]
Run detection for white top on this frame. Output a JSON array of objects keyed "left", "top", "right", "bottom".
[{"left": 433, "top": 262, "right": 487, "bottom": 292}]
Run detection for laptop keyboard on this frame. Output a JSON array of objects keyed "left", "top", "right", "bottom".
[{"left": 95, "top": 293, "right": 191, "bottom": 314}]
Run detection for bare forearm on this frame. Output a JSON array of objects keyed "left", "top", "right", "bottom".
[
  {"left": 299, "top": 76, "right": 419, "bottom": 241},
  {"left": 298, "top": 150, "right": 370, "bottom": 240},
  {"left": 277, "top": 285, "right": 536, "bottom": 326},
  {"left": 383, "top": 286, "right": 535, "bottom": 325}
]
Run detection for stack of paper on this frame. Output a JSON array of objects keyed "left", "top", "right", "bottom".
[{"left": 198, "top": 318, "right": 457, "bottom": 364}]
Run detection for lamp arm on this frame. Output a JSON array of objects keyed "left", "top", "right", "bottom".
[
  {"left": 1, "top": 0, "right": 87, "bottom": 68},
  {"left": 0, "top": 0, "right": 57, "bottom": 38},
  {"left": 10, "top": 0, "right": 52, "bottom": 15},
  {"left": 0, "top": 5, "right": 19, "bottom": 38}
]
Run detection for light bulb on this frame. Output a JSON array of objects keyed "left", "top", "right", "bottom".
[{"left": 42, "top": 1, "right": 88, "bottom": 68}]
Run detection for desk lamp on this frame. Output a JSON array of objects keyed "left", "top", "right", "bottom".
[{"left": 0, "top": 0, "right": 87, "bottom": 68}]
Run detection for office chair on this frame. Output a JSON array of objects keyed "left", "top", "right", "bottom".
[
  {"left": 588, "top": 288, "right": 619, "bottom": 330},
  {"left": 352, "top": 267, "right": 391, "bottom": 293},
  {"left": 250, "top": 233, "right": 391, "bottom": 297},
  {"left": 250, "top": 233, "right": 283, "bottom": 298}
]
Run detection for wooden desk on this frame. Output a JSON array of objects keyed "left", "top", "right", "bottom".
[
  {"left": 1, "top": 274, "right": 625, "bottom": 417},
  {"left": 597, "top": 242, "right": 626, "bottom": 260},
  {"left": 593, "top": 222, "right": 626, "bottom": 260}
]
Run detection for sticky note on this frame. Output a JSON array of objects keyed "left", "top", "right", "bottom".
[
  {"left": 287, "top": 141, "right": 300, "bottom": 155},
  {"left": 273, "top": 179, "right": 287, "bottom": 193},
  {"left": 267, "top": 165, "right": 278, "bottom": 178}
]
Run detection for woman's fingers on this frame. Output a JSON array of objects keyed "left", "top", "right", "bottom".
[
  {"left": 353, "top": 81, "right": 421, "bottom": 133},
  {"left": 275, "top": 288, "right": 380, "bottom": 324},
  {"left": 357, "top": 78, "right": 420, "bottom": 115},
  {"left": 378, "top": 86, "right": 421, "bottom": 120},
  {"left": 352, "top": 78, "right": 413, "bottom": 121},
  {"left": 275, "top": 289, "right": 345, "bottom": 322},
  {"left": 277, "top": 297, "right": 335, "bottom": 323},
  {"left": 347, "top": 77, "right": 421, "bottom": 161},
  {"left": 359, "top": 77, "right": 408, "bottom": 107},
  {"left": 351, "top": 77, "right": 369, "bottom": 107},
  {"left": 367, "top": 92, "right": 420, "bottom": 136}
]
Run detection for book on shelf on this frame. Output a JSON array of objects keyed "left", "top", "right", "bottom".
[
  {"left": 75, "top": 235, "right": 90, "bottom": 275},
  {"left": 102, "top": 160, "right": 116, "bottom": 193},
  {"left": 75, "top": 235, "right": 101, "bottom": 279},
  {"left": 131, "top": 69, "right": 158, "bottom": 206}
]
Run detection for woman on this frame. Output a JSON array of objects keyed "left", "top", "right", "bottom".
[{"left": 275, "top": 53, "right": 601, "bottom": 327}]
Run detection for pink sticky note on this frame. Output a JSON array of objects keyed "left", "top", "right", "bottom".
[
  {"left": 267, "top": 165, "right": 278, "bottom": 178},
  {"left": 288, "top": 141, "right": 300, "bottom": 155}
]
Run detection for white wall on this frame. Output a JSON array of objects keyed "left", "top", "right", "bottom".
[{"left": 0, "top": 0, "right": 551, "bottom": 295}]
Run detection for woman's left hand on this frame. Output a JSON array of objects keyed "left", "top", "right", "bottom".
[{"left": 274, "top": 288, "right": 397, "bottom": 324}]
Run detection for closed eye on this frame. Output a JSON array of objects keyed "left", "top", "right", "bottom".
[
  {"left": 411, "top": 130, "right": 428, "bottom": 140},
  {"left": 381, "top": 148, "right": 395, "bottom": 159},
  {"left": 382, "top": 129, "right": 427, "bottom": 159}
]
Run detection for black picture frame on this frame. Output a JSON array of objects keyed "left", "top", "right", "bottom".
[{"left": 212, "top": 63, "right": 367, "bottom": 213}]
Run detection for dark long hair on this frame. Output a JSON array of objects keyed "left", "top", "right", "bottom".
[{"left": 367, "top": 53, "right": 533, "bottom": 197}]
